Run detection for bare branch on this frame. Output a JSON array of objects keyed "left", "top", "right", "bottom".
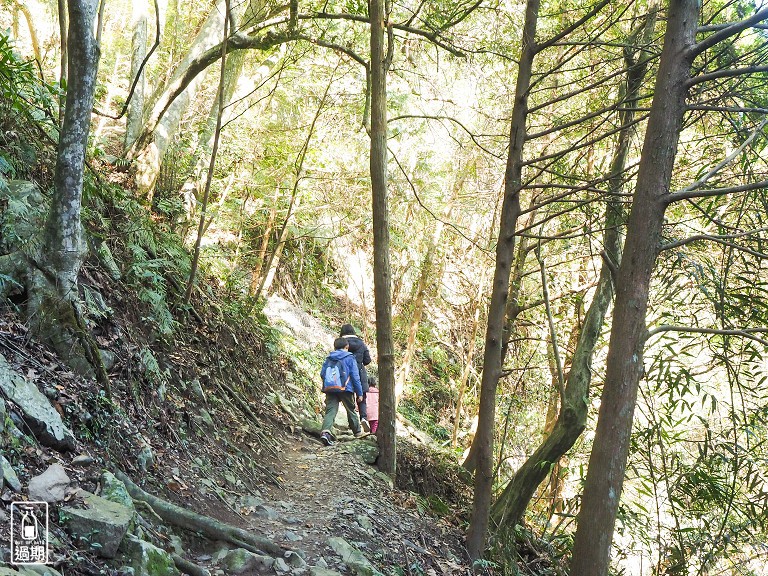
[
  {"left": 665, "top": 118, "right": 768, "bottom": 203},
  {"left": 536, "top": 0, "right": 613, "bottom": 53},
  {"left": 687, "top": 64, "right": 768, "bottom": 88},
  {"left": 294, "top": 34, "right": 367, "bottom": 67},
  {"left": 666, "top": 179, "right": 768, "bottom": 203},
  {"left": 94, "top": 0, "right": 161, "bottom": 119},
  {"left": 388, "top": 114, "right": 502, "bottom": 158},
  {"left": 647, "top": 325, "right": 768, "bottom": 347},
  {"left": 660, "top": 229, "right": 768, "bottom": 259},
  {"left": 303, "top": 12, "right": 466, "bottom": 56},
  {"left": 691, "top": 6, "right": 768, "bottom": 57}
]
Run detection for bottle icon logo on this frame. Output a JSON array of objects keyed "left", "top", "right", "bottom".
[
  {"left": 21, "top": 509, "right": 38, "bottom": 540},
  {"left": 11, "top": 502, "right": 49, "bottom": 565}
]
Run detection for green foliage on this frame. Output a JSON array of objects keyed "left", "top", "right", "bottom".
[{"left": 0, "top": 33, "right": 58, "bottom": 186}]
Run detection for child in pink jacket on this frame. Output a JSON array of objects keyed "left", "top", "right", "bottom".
[{"left": 366, "top": 377, "right": 380, "bottom": 433}]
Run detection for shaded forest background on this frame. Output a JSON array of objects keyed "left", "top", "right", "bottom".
[{"left": 1, "top": 0, "right": 768, "bottom": 574}]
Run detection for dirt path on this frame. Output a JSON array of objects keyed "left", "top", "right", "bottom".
[{"left": 240, "top": 431, "right": 471, "bottom": 575}]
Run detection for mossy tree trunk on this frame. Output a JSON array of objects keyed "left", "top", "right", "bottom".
[
  {"left": 28, "top": 0, "right": 104, "bottom": 385},
  {"left": 40, "top": 0, "right": 99, "bottom": 299}
]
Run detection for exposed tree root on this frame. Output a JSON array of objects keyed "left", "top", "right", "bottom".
[
  {"left": 172, "top": 553, "right": 211, "bottom": 576},
  {"left": 114, "top": 470, "right": 285, "bottom": 556}
]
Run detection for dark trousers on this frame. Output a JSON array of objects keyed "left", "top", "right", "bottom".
[
  {"left": 358, "top": 393, "right": 368, "bottom": 420},
  {"left": 321, "top": 391, "right": 361, "bottom": 435}
]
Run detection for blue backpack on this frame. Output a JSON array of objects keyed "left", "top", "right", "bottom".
[{"left": 322, "top": 356, "right": 349, "bottom": 393}]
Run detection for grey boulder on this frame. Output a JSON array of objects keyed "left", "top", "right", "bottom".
[
  {"left": 0, "top": 353, "right": 75, "bottom": 451},
  {"left": 28, "top": 463, "right": 71, "bottom": 502},
  {"left": 60, "top": 491, "right": 134, "bottom": 558}
]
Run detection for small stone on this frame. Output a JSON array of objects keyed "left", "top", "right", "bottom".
[
  {"left": 238, "top": 494, "right": 265, "bottom": 508},
  {"left": 137, "top": 444, "right": 154, "bottom": 471},
  {"left": 29, "top": 463, "right": 71, "bottom": 503},
  {"left": 255, "top": 504, "right": 279, "bottom": 520},
  {"left": 99, "top": 349, "right": 116, "bottom": 371},
  {"left": 199, "top": 408, "right": 215, "bottom": 428},
  {"left": 60, "top": 492, "right": 134, "bottom": 558},
  {"left": 310, "top": 569, "right": 343, "bottom": 576},
  {"left": 284, "top": 530, "right": 303, "bottom": 542},
  {"left": 16, "top": 565, "right": 64, "bottom": 576},
  {"left": 71, "top": 454, "right": 95, "bottom": 466},
  {"left": 100, "top": 471, "right": 134, "bottom": 510},
  {"left": 284, "top": 551, "right": 307, "bottom": 568},
  {"left": 120, "top": 534, "right": 179, "bottom": 575},
  {"left": 273, "top": 557, "right": 290, "bottom": 572},
  {"left": 342, "top": 508, "right": 355, "bottom": 516},
  {"left": 221, "top": 548, "right": 274, "bottom": 574},
  {"left": 357, "top": 516, "right": 373, "bottom": 531}
]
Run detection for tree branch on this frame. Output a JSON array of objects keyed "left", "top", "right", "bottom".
[
  {"left": 687, "top": 64, "right": 768, "bottom": 88},
  {"left": 659, "top": 228, "right": 768, "bottom": 258},
  {"left": 388, "top": 113, "right": 502, "bottom": 158},
  {"left": 666, "top": 179, "right": 768, "bottom": 203},
  {"left": 690, "top": 7, "right": 768, "bottom": 57},
  {"left": 647, "top": 325, "right": 768, "bottom": 347},
  {"left": 535, "top": 0, "right": 613, "bottom": 53},
  {"left": 665, "top": 118, "right": 768, "bottom": 204},
  {"left": 301, "top": 12, "right": 466, "bottom": 56},
  {"left": 94, "top": 0, "right": 161, "bottom": 119}
]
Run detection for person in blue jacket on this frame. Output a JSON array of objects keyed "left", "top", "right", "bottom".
[
  {"left": 319, "top": 338, "right": 365, "bottom": 446},
  {"left": 340, "top": 323, "right": 372, "bottom": 431}
]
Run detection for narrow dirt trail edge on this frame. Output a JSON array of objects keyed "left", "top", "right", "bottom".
[{"left": 251, "top": 431, "right": 472, "bottom": 575}]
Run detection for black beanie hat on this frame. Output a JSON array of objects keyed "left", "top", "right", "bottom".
[{"left": 340, "top": 324, "right": 356, "bottom": 336}]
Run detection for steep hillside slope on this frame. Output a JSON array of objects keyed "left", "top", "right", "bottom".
[{"left": 0, "top": 181, "right": 475, "bottom": 576}]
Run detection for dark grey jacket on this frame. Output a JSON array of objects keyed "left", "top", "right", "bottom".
[{"left": 342, "top": 335, "right": 371, "bottom": 391}]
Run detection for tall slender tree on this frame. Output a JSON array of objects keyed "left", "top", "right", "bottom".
[{"left": 370, "top": 0, "right": 397, "bottom": 477}]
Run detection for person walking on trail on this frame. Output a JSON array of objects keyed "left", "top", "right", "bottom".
[
  {"left": 340, "top": 323, "right": 372, "bottom": 432},
  {"left": 319, "top": 337, "right": 365, "bottom": 446},
  {"left": 366, "top": 376, "right": 380, "bottom": 434}
]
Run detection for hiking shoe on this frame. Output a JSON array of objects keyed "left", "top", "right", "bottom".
[
  {"left": 354, "top": 430, "right": 368, "bottom": 438},
  {"left": 360, "top": 419, "right": 371, "bottom": 433},
  {"left": 320, "top": 432, "right": 335, "bottom": 446}
]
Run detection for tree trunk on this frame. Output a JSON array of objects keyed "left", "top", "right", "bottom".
[
  {"left": 131, "top": 0, "right": 229, "bottom": 198},
  {"left": 42, "top": 0, "right": 100, "bottom": 297},
  {"left": 569, "top": 2, "right": 698, "bottom": 574},
  {"left": 191, "top": 50, "right": 246, "bottom": 187},
  {"left": 124, "top": 0, "right": 149, "bottom": 151},
  {"left": 396, "top": 213, "right": 446, "bottom": 399},
  {"left": 249, "top": 186, "right": 279, "bottom": 295},
  {"left": 183, "top": 0, "right": 230, "bottom": 306},
  {"left": 370, "top": 0, "right": 396, "bottom": 479},
  {"left": 452, "top": 271, "right": 485, "bottom": 447},
  {"left": 465, "top": 0, "right": 539, "bottom": 559},
  {"left": 15, "top": 0, "right": 42, "bottom": 65},
  {"left": 57, "top": 0, "right": 68, "bottom": 122}
]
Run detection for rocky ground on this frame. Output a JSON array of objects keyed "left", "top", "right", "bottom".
[{"left": 1, "top": 414, "right": 473, "bottom": 576}]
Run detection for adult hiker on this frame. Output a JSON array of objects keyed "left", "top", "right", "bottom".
[
  {"left": 319, "top": 337, "right": 365, "bottom": 446},
  {"left": 340, "top": 323, "right": 372, "bottom": 432}
]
